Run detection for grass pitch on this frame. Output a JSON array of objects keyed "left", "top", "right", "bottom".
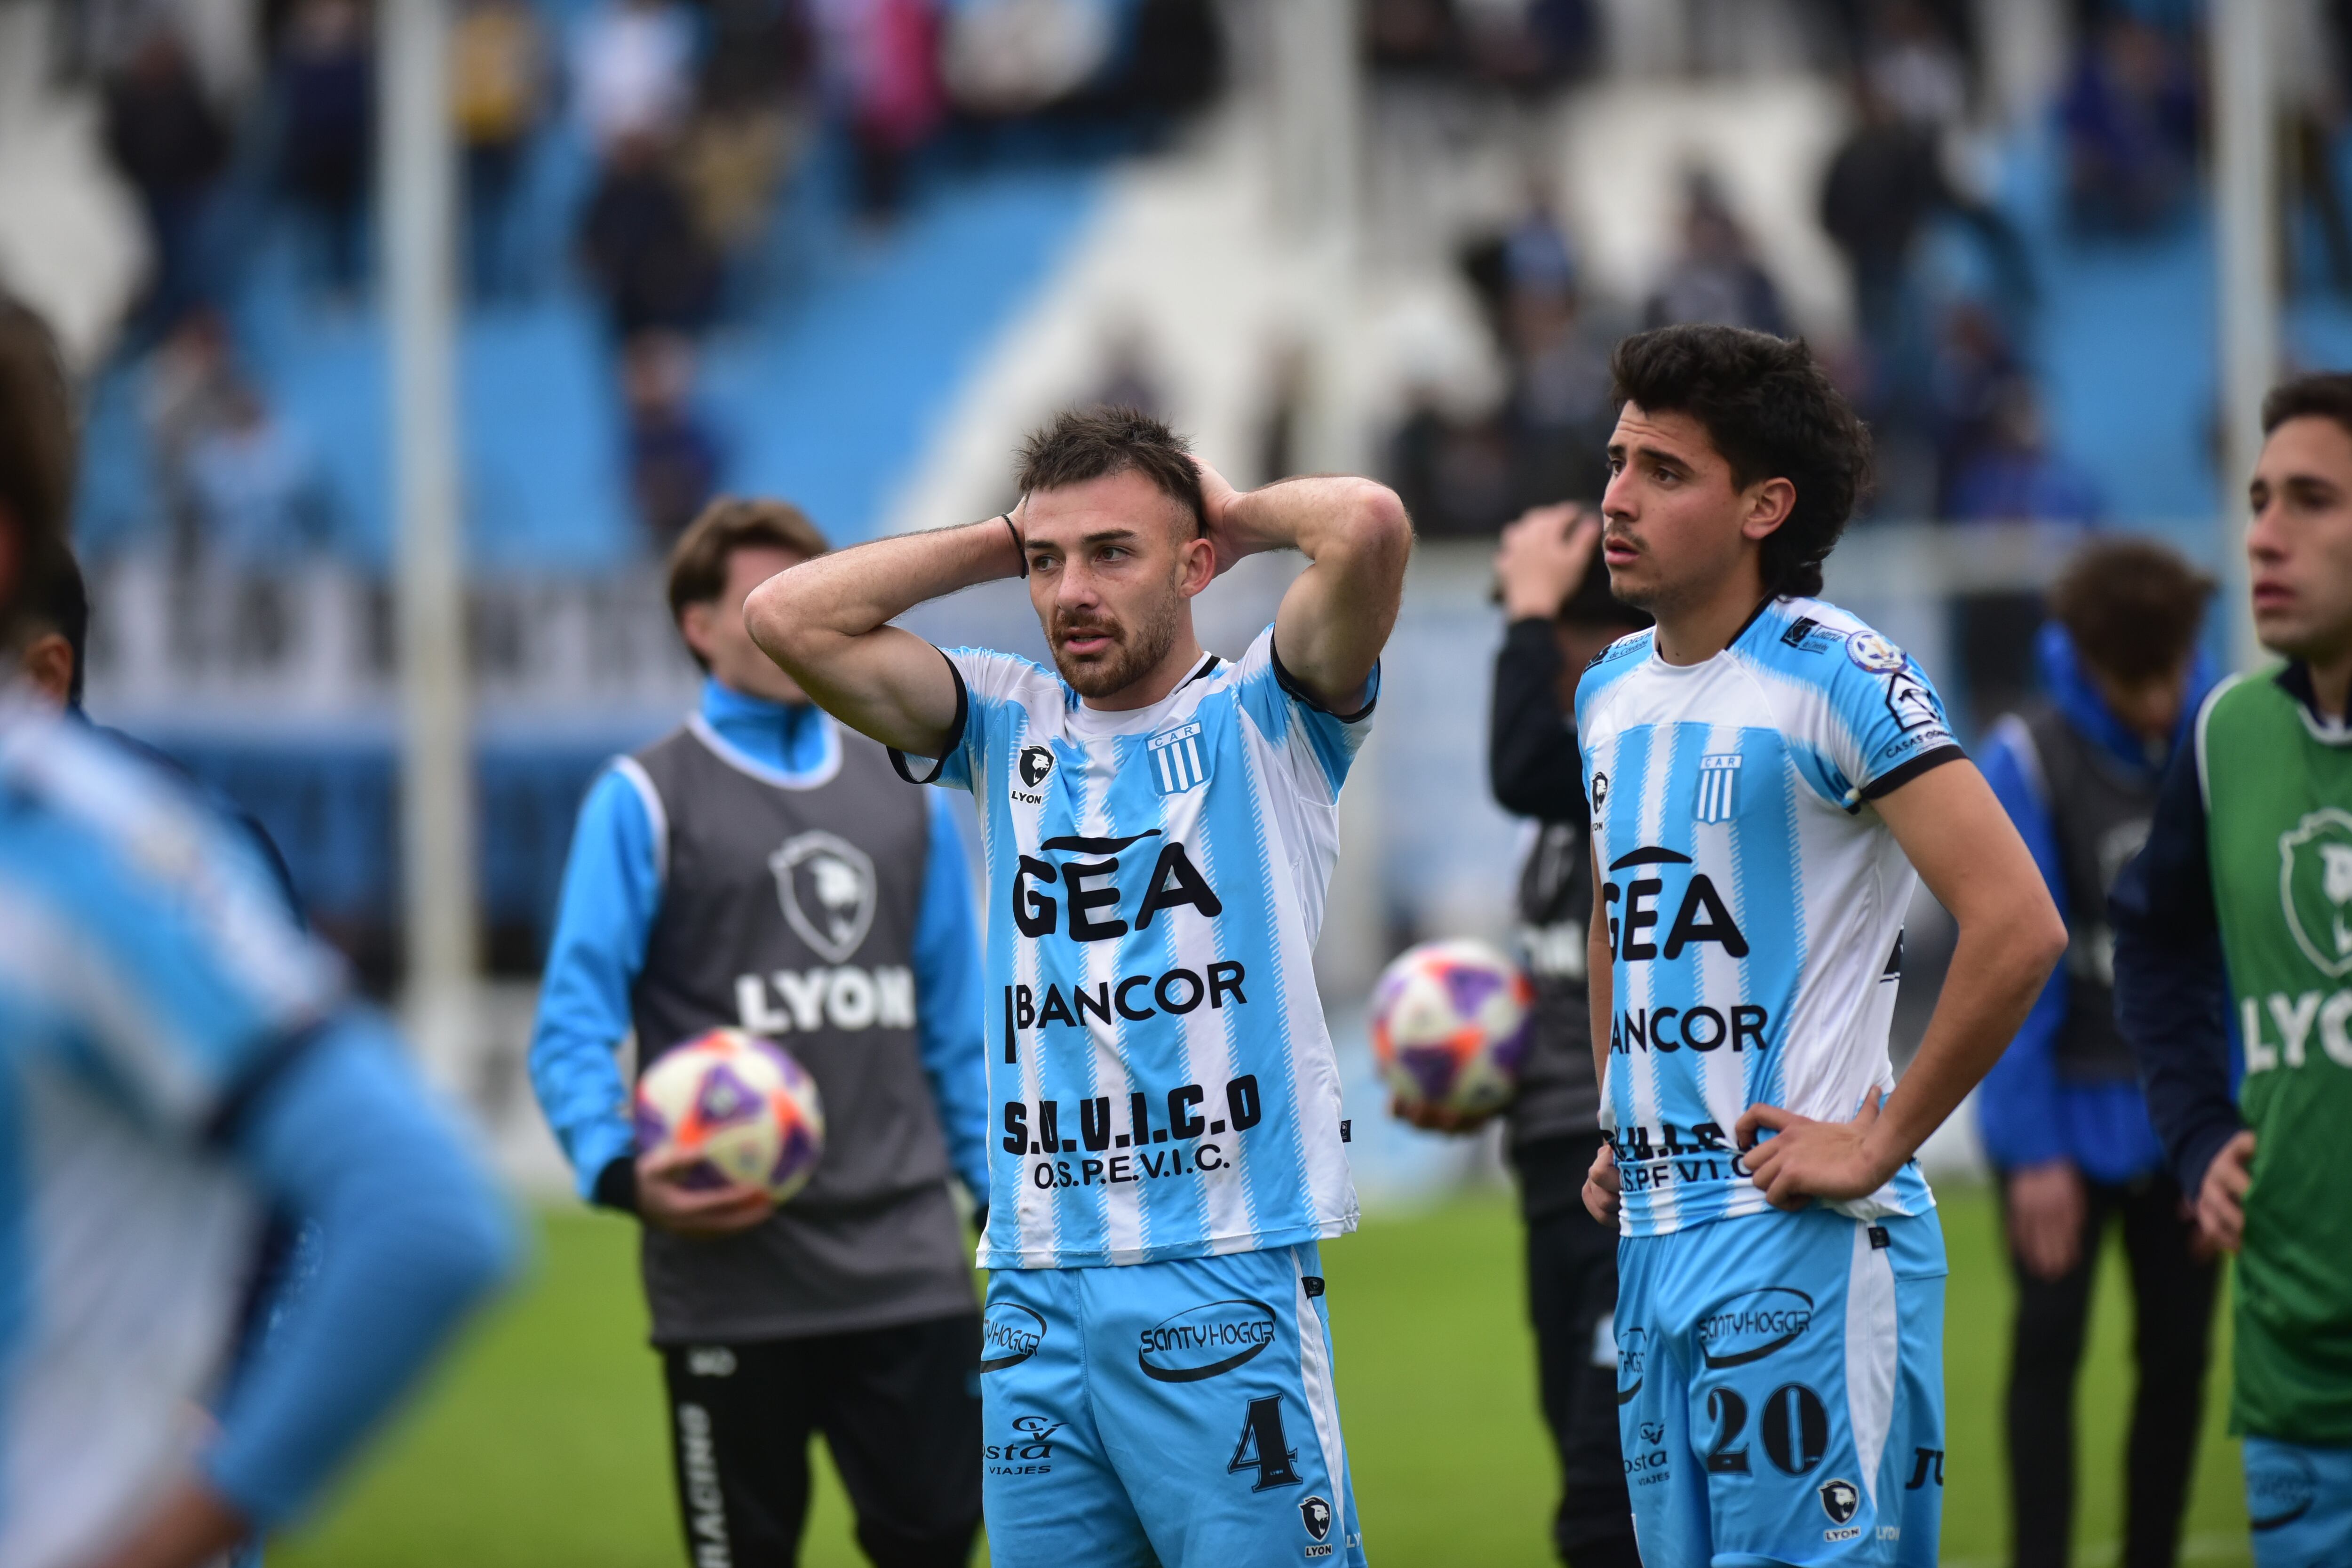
[{"left": 271, "top": 1185, "right": 2249, "bottom": 1567}]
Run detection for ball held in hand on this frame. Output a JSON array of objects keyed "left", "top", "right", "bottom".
[{"left": 634, "top": 1028, "right": 826, "bottom": 1203}]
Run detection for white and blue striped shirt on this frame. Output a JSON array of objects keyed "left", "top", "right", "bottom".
[
  {"left": 898, "top": 627, "right": 1374, "bottom": 1270},
  {"left": 1575, "top": 597, "right": 1963, "bottom": 1237}
]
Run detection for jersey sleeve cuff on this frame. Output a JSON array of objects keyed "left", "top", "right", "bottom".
[
  {"left": 887, "top": 649, "right": 969, "bottom": 785},
  {"left": 2176, "top": 1118, "right": 2246, "bottom": 1203},
  {"left": 1858, "top": 743, "right": 1966, "bottom": 804},
  {"left": 1269, "top": 637, "right": 1379, "bottom": 723}
]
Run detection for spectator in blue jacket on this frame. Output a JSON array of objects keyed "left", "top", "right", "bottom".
[{"left": 1976, "top": 538, "right": 2220, "bottom": 1568}]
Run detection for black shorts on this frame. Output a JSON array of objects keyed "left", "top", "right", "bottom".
[
  {"left": 1515, "top": 1131, "right": 1638, "bottom": 1568},
  {"left": 660, "top": 1311, "right": 982, "bottom": 1568}
]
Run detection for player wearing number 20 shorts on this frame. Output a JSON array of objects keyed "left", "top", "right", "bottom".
[
  {"left": 746, "top": 406, "right": 1413, "bottom": 1566},
  {"left": 1577, "top": 327, "right": 2066, "bottom": 1565}
]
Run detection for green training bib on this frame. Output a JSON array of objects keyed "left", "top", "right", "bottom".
[{"left": 2202, "top": 671, "right": 2352, "bottom": 1444}]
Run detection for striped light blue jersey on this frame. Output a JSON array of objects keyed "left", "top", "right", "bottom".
[
  {"left": 0, "top": 704, "right": 343, "bottom": 1566},
  {"left": 1574, "top": 597, "right": 1963, "bottom": 1238},
  {"left": 896, "top": 627, "right": 1373, "bottom": 1270}
]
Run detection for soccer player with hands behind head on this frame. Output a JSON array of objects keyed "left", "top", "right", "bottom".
[
  {"left": 2114, "top": 373, "right": 2352, "bottom": 1567},
  {"left": 747, "top": 406, "right": 1409, "bottom": 1568},
  {"left": 1574, "top": 325, "right": 2066, "bottom": 1565},
  {"left": 0, "top": 302, "right": 516, "bottom": 1568}
]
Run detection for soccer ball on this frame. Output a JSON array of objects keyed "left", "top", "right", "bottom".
[
  {"left": 634, "top": 1029, "right": 826, "bottom": 1203},
  {"left": 1370, "top": 939, "right": 1534, "bottom": 1118}
]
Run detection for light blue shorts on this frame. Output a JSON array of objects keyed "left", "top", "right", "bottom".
[
  {"left": 1616, "top": 1206, "right": 1948, "bottom": 1566},
  {"left": 981, "top": 1243, "right": 1366, "bottom": 1568},
  {"left": 2247, "top": 1435, "right": 2352, "bottom": 1567}
]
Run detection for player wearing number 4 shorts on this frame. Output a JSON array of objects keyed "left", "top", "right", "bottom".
[
  {"left": 747, "top": 406, "right": 1412, "bottom": 1567},
  {"left": 1576, "top": 327, "right": 2066, "bottom": 1565}
]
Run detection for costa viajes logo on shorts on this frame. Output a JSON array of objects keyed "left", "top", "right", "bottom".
[
  {"left": 2279, "top": 807, "right": 2352, "bottom": 978},
  {"left": 1695, "top": 1287, "right": 1815, "bottom": 1369},
  {"left": 1136, "top": 1298, "right": 1278, "bottom": 1383}
]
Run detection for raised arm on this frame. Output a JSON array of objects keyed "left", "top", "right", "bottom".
[
  {"left": 1198, "top": 463, "right": 1413, "bottom": 711},
  {"left": 745, "top": 517, "right": 1024, "bottom": 755},
  {"left": 1736, "top": 759, "right": 2068, "bottom": 1206}
]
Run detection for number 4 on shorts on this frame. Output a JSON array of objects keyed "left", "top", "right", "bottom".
[{"left": 1228, "top": 1395, "right": 1304, "bottom": 1491}]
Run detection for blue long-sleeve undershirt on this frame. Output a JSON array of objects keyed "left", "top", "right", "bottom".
[
  {"left": 208, "top": 1014, "right": 516, "bottom": 1526},
  {"left": 527, "top": 678, "right": 989, "bottom": 1208}
]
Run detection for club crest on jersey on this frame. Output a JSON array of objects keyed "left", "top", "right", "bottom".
[
  {"left": 1018, "top": 745, "right": 1056, "bottom": 788},
  {"left": 769, "top": 830, "right": 877, "bottom": 963},
  {"left": 2279, "top": 806, "right": 2352, "bottom": 976},
  {"left": 1148, "top": 722, "right": 1210, "bottom": 795},
  {"left": 1845, "top": 630, "right": 1907, "bottom": 674},
  {"left": 1695, "top": 752, "right": 1741, "bottom": 823}
]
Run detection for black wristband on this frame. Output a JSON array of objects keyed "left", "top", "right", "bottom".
[
  {"left": 592, "top": 1154, "right": 641, "bottom": 1215},
  {"left": 1000, "top": 514, "right": 1026, "bottom": 577}
]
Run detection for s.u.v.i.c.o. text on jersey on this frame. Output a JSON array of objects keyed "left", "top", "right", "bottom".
[{"left": 894, "top": 626, "right": 1374, "bottom": 1271}]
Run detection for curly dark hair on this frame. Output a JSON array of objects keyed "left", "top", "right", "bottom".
[
  {"left": 1607, "top": 325, "right": 1871, "bottom": 599},
  {"left": 1016, "top": 406, "right": 1206, "bottom": 536}
]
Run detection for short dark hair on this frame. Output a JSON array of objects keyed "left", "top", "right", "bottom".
[
  {"left": 0, "top": 297, "right": 74, "bottom": 634},
  {"left": 1015, "top": 406, "right": 1205, "bottom": 535},
  {"left": 1608, "top": 325, "right": 1871, "bottom": 599},
  {"left": 2262, "top": 372, "right": 2352, "bottom": 442},
  {"left": 2049, "top": 537, "right": 2213, "bottom": 684},
  {"left": 666, "top": 495, "right": 829, "bottom": 669}
]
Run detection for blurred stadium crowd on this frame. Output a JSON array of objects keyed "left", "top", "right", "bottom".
[{"left": 56, "top": 0, "right": 1223, "bottom": 560}]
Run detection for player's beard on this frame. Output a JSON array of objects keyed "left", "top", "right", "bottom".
[{"left": 1050, "top": 585, "right": 1184, "bottom": 700}]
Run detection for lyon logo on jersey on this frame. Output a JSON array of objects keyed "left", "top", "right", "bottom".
[
  {"left": 1148, "top": 722, "right": 1210, "bottom": 795},
  {"left": 769, "top": 830, "right": 877, "bottom": 963}
]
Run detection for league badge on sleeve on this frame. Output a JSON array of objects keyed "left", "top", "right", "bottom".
[{"left": 1844, "top": 631, "right": 1908, "bottom": 674}]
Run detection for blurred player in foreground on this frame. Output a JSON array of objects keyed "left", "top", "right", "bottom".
[
  {"left": 530, "top": 497, "right": 989, "bottom": 1568},
  {"left": 1577, "top": 325, "right": 2065, "bottom": 1564},
  {"left": 1977, "top": 539, "right": 2220, "bottom": 1568},
  {"left": 2114, "top": 373, "right": 2352, "bottom": 1567},
  {"left": 0, "top": 302, "right": 516, "bottom": 1567},
  {"left": 746, "top": 407, "right": 1410, "bottom": 1567}
]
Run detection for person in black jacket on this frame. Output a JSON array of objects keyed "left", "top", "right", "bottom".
[{"left": 1398, "top": 500, "right": 1649, "bottom": 1568}]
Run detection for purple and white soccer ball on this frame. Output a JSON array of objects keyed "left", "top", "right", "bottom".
[
  {"left": 1370, "top": 939, "right": 1535, "bottom": 1117},
  {"left": 634, "top": 1028, "right": 826, "bottom": 1203}
]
